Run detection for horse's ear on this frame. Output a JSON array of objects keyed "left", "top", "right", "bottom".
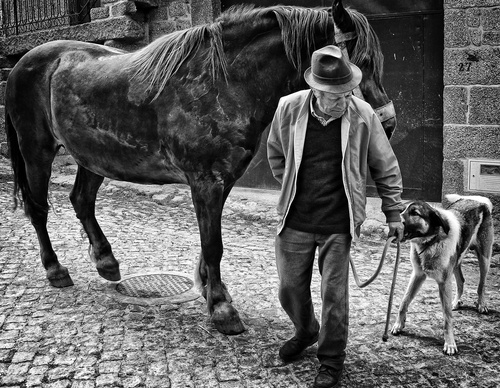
[{"left": 332, "top": 0, "right": 354, "bottom": 31}]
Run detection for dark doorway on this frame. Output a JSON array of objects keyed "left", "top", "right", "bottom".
[{"left": 222, "top": 1, "right": 444, "bottom": 201}]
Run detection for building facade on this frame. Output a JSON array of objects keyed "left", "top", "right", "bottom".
[
  {"left": 443, "top": 0, "right": 500, "bottom": 210},
  {"left": 0, "top": 0, "right": 498, "bottom": 209}
]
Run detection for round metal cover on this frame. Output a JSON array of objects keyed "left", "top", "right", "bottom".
[{"left": 111, "top": 272, "right": 199, "bottom": 305}]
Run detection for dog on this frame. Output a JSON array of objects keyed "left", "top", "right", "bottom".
[{"left": 391, "top": 194, "right": 494, "bottom": 355}]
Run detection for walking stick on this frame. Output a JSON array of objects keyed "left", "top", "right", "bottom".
[{"left": 349, "top": 236, "right": 401, "bottom": 341}]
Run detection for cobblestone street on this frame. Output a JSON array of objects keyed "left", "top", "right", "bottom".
[{"left": 0, "top": 155, "right": 499, "bottom": 388}]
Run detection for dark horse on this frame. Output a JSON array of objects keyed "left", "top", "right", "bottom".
[{"left": 6, "top": 0, "right": 395, "bottom": 334}]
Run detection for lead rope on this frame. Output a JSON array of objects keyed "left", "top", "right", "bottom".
[{"left": 349, "top": 236, "right": 401, "bottom": 341}]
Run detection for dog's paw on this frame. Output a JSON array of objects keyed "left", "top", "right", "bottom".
[
  {"left": 391, "top": 320, "right": 405, "bottom": 335},
  {"left": 452, "top": 299, "right": 463, "bottom": 310},
  {"left": 475, "top": 301, "right": 489, "bottom": 314},
  {"left": 443, "top": 341, "right": 458, "bottom": 356}
]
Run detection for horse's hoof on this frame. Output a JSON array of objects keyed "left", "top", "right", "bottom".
[
  {"left": 47, "top": 267, "right": 74, "bottom": 288},
  {"left": 96, "top": 257, "right": 121, "bottom": 281},
  {"left": 211, "top": 301, "right": 246, "bottom": 335},
  {"left": 97, "top": 267, "right": 121, "bottom": 282}
]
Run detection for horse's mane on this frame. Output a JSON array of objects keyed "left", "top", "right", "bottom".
[
  {"left": 346, "top": 8, "right": 384, "bottom": 86},
  {"left": 128, "top": 23, "right": 227, "bottom": 101},
  {"left": 128, "top": 4, "right": 383, "bottom": 99}
]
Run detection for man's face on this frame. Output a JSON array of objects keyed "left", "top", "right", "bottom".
[{"left": 312, "top": 88, "right": 352, "bottom": 118}]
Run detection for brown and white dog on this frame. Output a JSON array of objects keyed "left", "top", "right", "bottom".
[{"left": 391, "top": 194, "right": 494, "bottom": 355}]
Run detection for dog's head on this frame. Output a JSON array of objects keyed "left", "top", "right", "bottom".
[{"left": 401, "top": 200, "right": 450, "bottom": 242}]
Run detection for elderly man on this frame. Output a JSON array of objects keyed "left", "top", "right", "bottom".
[{"left": 267, "top": 45, "right": 404, "bottom": 388}]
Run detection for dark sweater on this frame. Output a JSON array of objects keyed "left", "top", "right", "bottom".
[{"left": 286, "top": 114, "right": 350, "bottom": 234}]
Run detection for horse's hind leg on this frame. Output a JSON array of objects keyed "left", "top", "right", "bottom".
[
  {"left": 189, "top": 178, "right": 245, "bottom": 335},
  {"left": 69, "top": 165, "right": 120, "bottom": 281},
  {"left": 21, "top": 143, "right": 73, "bottom": 287}
]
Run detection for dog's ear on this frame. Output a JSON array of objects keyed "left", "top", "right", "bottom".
[{"left": 430, "top": 208, "right": 450, "bottom": 235}]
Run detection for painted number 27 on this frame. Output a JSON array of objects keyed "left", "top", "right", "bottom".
[{"left": 458, "top": 62, "right": 472, "bottom": 72}]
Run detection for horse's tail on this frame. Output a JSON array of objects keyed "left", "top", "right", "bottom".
[{"left": 6, "top": 111, "right": 31, "bottom": 214}]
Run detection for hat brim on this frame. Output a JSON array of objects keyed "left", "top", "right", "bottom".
[{"left": 304, "top": 63, "right": 362, "bottom": 94}]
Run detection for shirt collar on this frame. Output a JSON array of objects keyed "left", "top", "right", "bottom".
[{"left": 309, "top": 95, "right": 338, "bottom": 127}]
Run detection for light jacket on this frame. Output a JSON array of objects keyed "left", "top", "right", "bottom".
[{"left": 267, "top": 90, "right": 404, "bottom": 239}]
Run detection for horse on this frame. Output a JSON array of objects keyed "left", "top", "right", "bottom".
[{"left": 5, "top": 0, "right": 396, "bottom": 335}]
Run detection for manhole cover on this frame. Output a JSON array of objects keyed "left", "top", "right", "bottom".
[
  {"left": 110, "top": 272, "right": 200, "bottom": 305},
  {"left": 117, "top": 273, "right": 194, "bottom": 298}
]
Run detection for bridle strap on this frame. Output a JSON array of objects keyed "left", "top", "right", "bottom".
[
  {"left": 333, "top": 22, "right": 395, "bottom": 123},
  {"left": 374, "top": 101, "right": 396, "bottom": 122},
  {"left": 334, "top": 23, "right": 364, "bottom": 100}
]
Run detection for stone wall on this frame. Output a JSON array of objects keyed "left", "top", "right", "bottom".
[
  {"left": 443, "top": 0, "right": 500, "bottom": 209},
  {"left": 0, "top": 0, "right": 217, "bottom": 155}
]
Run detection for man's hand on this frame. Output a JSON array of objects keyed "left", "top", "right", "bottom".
[{"left": 387, "top": 221, "right": 404, "bottom": 242}]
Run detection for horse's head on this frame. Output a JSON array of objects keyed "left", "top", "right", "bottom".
[{"left": 332, "top": 0, "right": 397, "bottom": 139}]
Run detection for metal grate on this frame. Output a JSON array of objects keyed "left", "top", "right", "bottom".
[
  {"left": 116, "top": 273, "right": 194, "bottom": 299},
  {"left": 1, "top": 0, "right": 101, "bottom": 37}
]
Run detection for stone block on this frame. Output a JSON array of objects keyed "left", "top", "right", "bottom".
[
  {"left": 469, "top": 87, "right": 500, "bottom": 125},
  {"left": 442, "top": 159, "right": 465, "bottom": 196},
  {"left": 149, "top": 20, "right": 177, "bottom": 41},
  {"left": 469, "top": 27, "right": 482, "bottom": 46},
  {"left": 149, "top": 5, "right": 170, "bottom": 22},
  {"left": 168, "top": 1, "right": 191, "bottom": 18},
  {"left": 0, "top": 142, "right": 8, "bottom": 157},
  {"left": 483, "top": 30, "right": 500, "bottom": 45},
  {"left": 110, "top": 1, "right": 137, "bottom": 17},
  {"left": 444, "top": 47, "right": 500, "bottom": 85},
  {"left": 444, "top": 9, "right": 469, "bottom": 47},
  {"left": 0, "top": 104, "right": 4, "bottom": 132},
  {"left": 444, "top": 124, "right": 500, "bottom": 159},
  {"left": 466, "top": 7, "right": 481, "bottom": 27},
  {"left": 0, "top": 81, "right": 6, "bottom": 105},
  {"left": 482, "top": 6, "right": 500, "bottom": 31},
  {"left": 90, "top": 6, "right": 110, "bottom": 20},
  {"left": 174, "top": 17, "right": 192, "bottom": 31},
  {"left": 445, "top": 0, "right": 499, "bottom": 9},
  {"left": 0, "top": 56, "right": 15, "bottom": 68},
  {"left": 0, "top": 69, "right": 11, "bottom": 82},
  {"left": 191, "top": 0, "right": 216, "bottom": 25},
  {"left": 443, "top": 86, "right": 468, "bottom": 124}
]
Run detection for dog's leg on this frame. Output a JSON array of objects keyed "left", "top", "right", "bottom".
[
  {"left": 474, "top": 210, "right": 494, "bottom": 313},
  {"left": 391, "top": 270, "right": 426, "bottom": 335},
  {"left": 438, "top": 278, "right": 458, "bottom": 355},
  {"left": 474, "top": 240, "right": 492, "bottom": 314},
  {"left": 452, "top": 265, "right": 465, "bottom": 310}
]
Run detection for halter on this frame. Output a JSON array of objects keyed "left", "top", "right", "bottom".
[{"left": 333, "top": 23, "right": 396, "bottom": 125}]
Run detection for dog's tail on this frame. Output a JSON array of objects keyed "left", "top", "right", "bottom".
[{"left": 446, "top": 194, "right": 493, "bottom": 214}]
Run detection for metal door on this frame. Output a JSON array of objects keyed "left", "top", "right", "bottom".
[{"left": 223, "top": 1, "right": 444, "bottom": 201}]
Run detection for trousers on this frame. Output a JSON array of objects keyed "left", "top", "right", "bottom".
[{"left": 275, "top": 227, "right": 351, "bottom": 369}]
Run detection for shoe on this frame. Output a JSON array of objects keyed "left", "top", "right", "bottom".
[
  {"left": 279, "top": 333, "right": 319, "bottom": 362},
  {"left": 313, "top": 364, "right": 342, "bottom": 388}
]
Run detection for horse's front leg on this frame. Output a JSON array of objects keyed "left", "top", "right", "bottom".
[
  {"left": 189, "top": 178, "right": 245, "bottom": 335},
  {"left": 70, "top": 165, "right": 120, "bottom": 281},
  {"left": 195, "top": 183, "right": 235, "bottom": 302}
]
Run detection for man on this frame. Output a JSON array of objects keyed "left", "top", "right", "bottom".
[{"left": 267, "top": 45, "right": 404, "bottom": 388}]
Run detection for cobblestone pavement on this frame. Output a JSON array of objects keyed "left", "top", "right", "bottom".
[{"left": 0, "top": 155, "right": 499, "bottom": 388}]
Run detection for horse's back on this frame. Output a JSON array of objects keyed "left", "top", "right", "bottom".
[{"left": 6, "top": 40, "right": 126, "bottom": 112}]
